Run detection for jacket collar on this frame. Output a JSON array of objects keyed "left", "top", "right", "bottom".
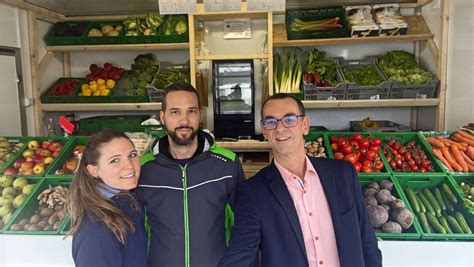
[{"left": 265, "top": 157, "right": 342, "bottom": 259}]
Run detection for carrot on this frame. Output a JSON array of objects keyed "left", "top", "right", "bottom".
[
  {"left": 432, "top": 148, "right": 453, "bottom": 171},
  {"left": 443, "top": 138, "right": 467, "bottom": 151},
  {"left": 435, "top": 137, "right": 451, "bottom": 147},
  {"left": 440, "top": 147, "right": 463, "bottom": 172},
  {"left": 467, "top": 146, "right": 474, "bottom": 160},
  {"left": 453, "top": 133, "right": 474, "bottom": 146},
  {"left": 457, "top": 130, "right": 474, "bottom": 142},
  {"left": 426, "top": 137, "right": 445, "bottom": 148},
  {"left": 450, "top": 145, "right": 469, "bottom": 172},
  {"left": 460, "top": 151, "right": 474, "bottom": 172}
]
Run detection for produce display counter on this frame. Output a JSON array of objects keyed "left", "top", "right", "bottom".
[{"left": 0, "top": 235, "right": 473, "bottom": 267}]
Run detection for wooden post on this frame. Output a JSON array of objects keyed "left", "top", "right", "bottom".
[
  {"left": 266, "top": 12, "right": 273, "bottom": 98},
  {"left": 436, "top": 0, "right": 449, "bottom": 130},
  {"left": 189, "top": 14, "right": 196, "bottom": 87},
  {"left": 27, "top": 10, "right": 43, "bottom": 135},
  {"left": 62, "top": 52, "right": 71, "bottom": 77}
]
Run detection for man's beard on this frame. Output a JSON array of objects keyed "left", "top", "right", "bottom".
[{"left": 167, "top": 126, "right": 198, "bottom": 146}]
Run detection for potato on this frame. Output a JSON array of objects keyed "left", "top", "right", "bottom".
[
  {"left": 37, "top": 221, "right": 48, "bottom": 228},
  {"left": 10, "top": 223, "right": 23, "bottom": 231},
  {"left": 28, "top": 224, "right": 43, "bottom": 231},
  {"left": 43, "top": 225, "right": 54, "bottom": 231},
  {"left": 40, "top": 207, "right": 54, "bottom": 218},
  {"left": 48, "top": 213, "right": 59, "bottom": 226},
  {"left": 30, "top": 214, "right": 41, "bottom": 224},
  {"left": 53, "top": 221, "right": 61, "bottom": 230},
  {"left": 19, "top": 218, "right": 30, "bottom": 226}
]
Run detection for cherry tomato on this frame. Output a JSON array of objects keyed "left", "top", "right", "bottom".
[
  {"left": 344, "top": 153, "right": 357, "bottom": 164},
  {"left": 352, "top": 133, "right": 363, "bottom": 141},
  {"left": 372, "top": 138, "right": 382, "bottom": 146},
  {"left": 358, "top": 139, "right": 370, "bottom": 148},
  {"left": 342, "top": 144, "right": 353, "bottom": 154},
  {"left": 375, "top": 160, "right": 384, "bottom": 170},
  {"left": 369, "top": 145, "right": 380, "bottom": 153},
  {"left": 334, "top": 152, "right": 345, "bottom": 160},
  {"left": 422, "top": 160, "right": 431, "bottom": 168},
  {"left": 365, "top": 150, "right": 377, "bottom": 161},
  {"left": 353, "top": 162, "right": 362, "bottom": 172},
  {"left": 403, "top": 152, "right": 412, "bottom": 160},
  {"left": 390, "top": 161, "right": 397, "bottom": 169}
]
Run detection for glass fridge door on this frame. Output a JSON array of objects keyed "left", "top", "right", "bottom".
[{"left": 214, "top": 61, "right": 253, "bottom": 115}]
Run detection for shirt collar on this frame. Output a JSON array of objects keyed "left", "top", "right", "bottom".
[
  {"left": 99, "top": 182, "right": 121, "bottom": 199},
  {"left": 274, "top": 156, "right": 317, "bottom": 182}
]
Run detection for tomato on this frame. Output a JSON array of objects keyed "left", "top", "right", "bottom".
[
  {"left": 361, "top": 166, "right": 372, "bottom": 173},
  {"left": 349, "top": 140, "right": 359, "bottom": 149},
  {"left": 353, "top": 150, "right": 361, "bottom": 161},
  {"left": 358, "top": 139, "right": 370, "bottom": 148},
  {"left": 385, "top": 155, "right": 392, "bottom": 162},
  {"left": 411, "top": 165, "right": 419, "bottom": 172},
  {"left": 337, "top": 138, "right": 348, "bottom": 149},
  {"left": 331, "top": 143, "right": 339, "bottom": 152},
  {"left": 369, "top": 145, "right": 380, "bottom": 153},
  {"left": 396, "top": 159, "right": 403, "bottom": 167},
  {"left": 365, "top": 150, "right": 377, "bottom": 161},
  {"left": 392, "top": 142, "right": 401, "bottom": 151},
  {"left": 329, "top": 136, "right": 338, "bottom": 143},
  {"left": 342, "top": 144, "right": 353, "bottom": 154},
  {"left": 419, "top": 167, "right": 427, "bottom": 173},
  {"left": 372, "top": 138, "right": 382, "bottom": 146},
  {"left": 408, "top": 159, "right": 416, "bottom": 167},
  {"left": 362, "top": 160, "right": 373, "bottom": 168},
  {"left": 359, "top": 148, "right": 368, "bottom": 155},
  {"left": 421, "top": 160, "right": 431, "bottom": 168},
  {"left": 334, "top": 152, "right": 345, "bottom": 160},
  {"left": 344, "top": 153, "right": 357, "bottom": 164},
  {"left": 375, "top": 160, "right": 384, "bottom": 171},
  {"left": 390, "top": 161, "right": 396, "bottom": 169},
  {"left": 353, "top": 162, "right": 362, "bottom": 172},
  {"left": 352, "top": 133, "right": 363, "bottom": 141}
]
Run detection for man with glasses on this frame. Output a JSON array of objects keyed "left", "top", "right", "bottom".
[{"left": 220, "top": 93, "right": 382, "bottom": 267}]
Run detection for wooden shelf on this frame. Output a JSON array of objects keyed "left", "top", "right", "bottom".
[
  {"left": 41, "top": 102, "right": 162, "bottom": 111},
  {"left": 273, "top": 15, "right": 433, "bottom": 47},
  {"left": 45, "top": 43, "right": 189, "bottom": 52},
  {"left": 195, "top": 54, "right": 269, "bottom": 60},
  {"left": 302, "top": 98, "right": 440, "bottom": 109},
  {"left": 217, "top": 140, "right": 271, "bottom": 151}
]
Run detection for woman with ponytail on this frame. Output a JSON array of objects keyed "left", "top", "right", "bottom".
[{"left": 68, "top": 129, "right": 148, "bottom": 267}]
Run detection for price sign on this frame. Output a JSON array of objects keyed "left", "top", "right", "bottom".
[
  {"left": 204, "top": 0, "right": 241, "bottom": 12},
  {"left": 247, "top": 0, "right": 285, "bottom": 12},
  {"left": 159, "top": 0, "right": 197, "bottom": 14}
]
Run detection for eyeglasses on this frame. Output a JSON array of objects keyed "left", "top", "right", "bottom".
[{"left": 261, "top": 115, "right": 305, "bottom": 130}]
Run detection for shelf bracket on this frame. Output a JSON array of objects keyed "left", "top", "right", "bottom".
[{"left": 38, "top": 51, "right": 54, "bottom": 76}]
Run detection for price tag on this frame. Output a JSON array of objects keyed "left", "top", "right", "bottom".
[
  {"left": 247, "top": 0, "right": 285, "bottom": 12},
  {"left": 204, "top": 0, "right": 241, "bottom": 12},
  {"left": 369, "top": 95, "right": 381, "bottom": 100},
  {"left": 159, "top": 0, "right": 196, "bottom": 14},
  {"left": 223, "top": 18, "right": 251, "bottom": 39}
]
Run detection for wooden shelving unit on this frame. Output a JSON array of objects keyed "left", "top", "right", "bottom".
[
  {"left": 302, "top": 98, "right": 439, "bottom": 109},
  {"left": 41, "top": 102, "right": 162, "bottom": 112},
  {"left": 45, "top": 43, "right": 189, "bottom": 52}
]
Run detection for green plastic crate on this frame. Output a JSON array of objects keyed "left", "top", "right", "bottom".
[
  {"left": 372, "top": 132, "right": 446, "bottom": 175},
  {"left": 0, "top": 177, "right": 46, "bottom": 233},
  {"left": 1, "top": 137, "right": 73, "bottom": 177},
  {"left": 0, "top": 136, "right": 31, "bottom": 174},
  {"left": 59, "top": 217, "right": 71, "bottom": 235},
  {"left": 40, "top": 78, "right": 84, "bottom": 103},
  {"left": 359, "top": 175, "right": 422, "bottom": 240},
  {"left": 395, "top": 175, "right": 474, "bottom": 240},
  {"left": 449, "top": 174, "right": 474, "bottom": 215},
  {"left": 78, "top": 115, "right": 150, "bottom": 135},
  {"left": 45, "top": 136, "right": 90, "bottom": 178},
  {"left": 324, "top": 132, "right": 391, "bottom": 177},
  {"left": 71, "top": 83, "right": 149, "bottom": 103},
  {"left": 4, "top": 178, "right": 70, "bottom": 235},
  {"left": 158, "top": 15, "right": 189, "bottom": 43},
  {"left": 44, "top": 21, "right": 90, "bottom": 46},
  {"left": 285, "top": 6, "right": 350, "bottom": 40},
  {"left": 85, "top": 20, "right": 124, "bottom": 45}
]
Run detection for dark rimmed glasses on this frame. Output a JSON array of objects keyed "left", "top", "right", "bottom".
[{"left": 261, "top": 114, "right": 305, "bottom": 130}]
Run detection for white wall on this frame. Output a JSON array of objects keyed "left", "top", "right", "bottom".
[{"left": 445, "top": 0, "right": 474, "bottom": 130}]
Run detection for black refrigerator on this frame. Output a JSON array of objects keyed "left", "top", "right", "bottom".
[{"left": 212, "top": 60, "right": 255, "bottom": 139}]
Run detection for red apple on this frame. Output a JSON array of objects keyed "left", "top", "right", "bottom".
[
  {"left": 65, "top": 157, "right": 79, "bottom": 172},
  {"left": 52, "top": 150, "right": 61, "bottom": 158},
  {"left": 25, "top": 156, "right": 34, "bottom": 162},
  {"left": 3, "top": 167, "right": 18, "bottom": 175},
  {"left": 32, "top": 155, "right": 44, "bottom": 163},
  {"left": 23, "top": 169, "right": 34, "bottom": 175},
  {"left": 41, "top": 140, "right": 51, "bottom": 149},
  {"left": 13, "top": 158, "right": 25, "bottom": 169},
  {"left": 20, "top": 161, "right": 34, "bottom": 172},
  {"left": 47, "top": 142, "right": 61, "bottom": 153},
  {"left": 38, "top": 149, "right": 52, "bottom": 157}
]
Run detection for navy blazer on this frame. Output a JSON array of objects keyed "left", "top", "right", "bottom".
[{"left": 219, "top": 157, "right": 382, "bottom": 267}]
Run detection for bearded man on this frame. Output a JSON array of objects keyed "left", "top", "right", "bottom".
[{"left": 137, "top": 82, "right": 245, "bottom": 267}]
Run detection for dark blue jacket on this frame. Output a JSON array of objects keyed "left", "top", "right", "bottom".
[
  {"left": 219, "top": 158, "right": 382, "bottom": 267},
  {"left": 72, "top": 194, "right": 149, "bottom": 267},
  {"left": 137, "top": 130, "right": 245, "bottom": 267}
]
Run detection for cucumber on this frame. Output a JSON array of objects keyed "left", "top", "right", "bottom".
[
  {"left": 442, "top": 183, "right": 458, "bottom": 204},
  {"left": 441, "top": 190, "right": 455, "bottom": 213},
  {"left": 418, "top": 212, "right": 431, "bottom": 233},
  {"left": 454, "top": 211, "right": 472, "bottom": 234},
  {"left": 405, "top": 187, "right": 420, "bottom": 214},
  {"left": 426, "top": 212, "right": 446, "bottom": 234},
  {"left": 447, "top": 215, "right": 464, "bottom": 234},
  {"left": 418, "top": 191, "right": 436, "bottom": 217},
  {"left": 438, "top": 216, "right": 453, "bottom": 234},
  {"left": 423, "top": 187, "right": 442, "bottom": 217},
  {"left": 416, "top": 193, "right": 426, "bottom": 213},
  {"left": 433, "top": 187, "right": 446, "bottom": 212}
]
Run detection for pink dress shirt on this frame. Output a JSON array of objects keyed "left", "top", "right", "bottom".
[{"left": 275, "top": 157, "right": 340, "bottom": 267}]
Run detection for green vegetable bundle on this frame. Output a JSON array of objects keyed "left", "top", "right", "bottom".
[
  {"left": 116, "top": 53, "right": 159, "bottom": 96},
  {"left": 305, "top": 49, "right": 338, "bottom": 86},
  {"left": 152, "top": 68, "right": 190, "bottom": 89},
  {"left": 123, "top": 12, "right": 163, "bottom": 36},
  {"left": 273, "top": 49, "right": 303, "bottom": 93},
  {"left": 344, "top": 65, "right": 383, "bottom": 86},
  {"left": 162, "top": 15, "right": 188, "bottom": 35},
  {"left": 379, "top": 50, "right": 434, "bottom": 85}
]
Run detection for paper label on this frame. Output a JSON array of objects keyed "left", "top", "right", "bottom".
[{"left": 159, "top": 0, "right": 196, "bottom": 14}]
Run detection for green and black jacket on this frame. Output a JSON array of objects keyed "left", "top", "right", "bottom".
[{"left": 137, "top": 130, "right": 245, "bottom": 267}]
